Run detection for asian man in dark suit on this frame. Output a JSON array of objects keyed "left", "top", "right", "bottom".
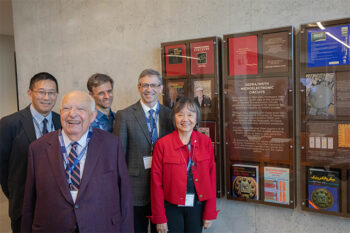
[
  {"left": 0, "top": 72, "right": 60, "bottom": 233},
  {"left": 114, "top": 69, "right": 173, "bottom": 233},
  {"left": 21, "top": 91, "right": 133, "bottom": 232}
]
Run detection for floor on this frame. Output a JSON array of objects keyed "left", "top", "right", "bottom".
[{"left": 0, "top": 191, "right": 10, "bottom": 233}]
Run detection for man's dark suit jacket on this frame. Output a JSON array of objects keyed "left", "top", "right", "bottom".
[
  {"left": 0, "top": 105, "right": 60, "bottom": 221},
  {"left": 194, "top": 95, "right": 212, "bottom": 108},
  {"left": 113, "top": 101, "right": 173, "bottom": 206},
  {"left": 21, "top": 128, "right": 134, "bottom": 233}
]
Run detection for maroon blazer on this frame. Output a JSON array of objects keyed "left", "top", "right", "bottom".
[{"left": 21, "top": 128, "right": 134, "bottom": 233}]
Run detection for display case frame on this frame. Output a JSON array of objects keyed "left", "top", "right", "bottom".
[
  {"left": 300, "top": 18, "right": 350, "bottom": 217},
  {"left": 223, "top": 26, "right": 296, "bottom": 208},
  {"left": 161, "top": 36, "right": 224, "bottom": 197}
]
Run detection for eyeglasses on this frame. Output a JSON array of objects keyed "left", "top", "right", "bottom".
[
  {"left": 32, "top": 90, "right": 57, "bottom": 97},
  {"left": 139, "top": 83, "right": 161, "bottom": 89}
]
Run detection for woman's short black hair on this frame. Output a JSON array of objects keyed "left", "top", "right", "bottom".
[{"left": 171, "top": 97, "right": 201, "bottom": 130}]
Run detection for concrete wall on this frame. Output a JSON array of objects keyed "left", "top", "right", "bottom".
[
  {"left": 0, "top": 34, "right": 16, "bottom": 233},
  {"left": 0, "top": 35, "right": 17, "bottom": 118},
  {"left": 0, "top": 0, "right": 14, "bottom": 36},
  {"left": 8, "top": 0, "right": 350, "bottom": 232}
]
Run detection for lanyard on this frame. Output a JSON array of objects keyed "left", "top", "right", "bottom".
[
  {"left": 180, "top": 142, "right": 194, "bottom": 172},
  {"left": 33, "top": 117, "right": 54, "bottom": 137},
  {"left": 59, "top": 127, "right": 93, "bottom": 187}
]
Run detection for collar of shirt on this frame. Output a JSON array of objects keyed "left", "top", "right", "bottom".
[
  {"left": 30, "top": 104, "right": 53, "bottom": 138},
  {"left": 96, "top": 109, "right": 116, "bottom": 121},
  {"left": 61, "top": 129, "right": 89, "bottom": 152},
  {"left": 140, "top": 99, "right": 158, "bottom": 117},
  {"left": 140, "top": 100, "right": 160, "bottom": 136},
  {"left": 30, "top": 104, "right": 53, "bottom": 124}
]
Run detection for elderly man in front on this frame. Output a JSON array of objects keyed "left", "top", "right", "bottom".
[{"left": 21, "top": 91, "right": 134, "bottom": 233}]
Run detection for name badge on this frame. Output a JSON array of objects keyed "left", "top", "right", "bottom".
[
  {"left": 178, "top": 194, "right": 194, "bottom": 207},
  {"left": 143, "top": 156, "right": 152, "bottom": 169}
]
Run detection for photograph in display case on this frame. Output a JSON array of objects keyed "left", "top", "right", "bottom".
[
  {"left": 262, "top": 31, "right": 289, "bottom": 73},
  {"left": 165, "top": 44, "right": 187, "bottom": 76},
  {"left": 305, "top": 73, "right": 335, "bottom": 117},
  {"left": 307, "top": 168, "right": 340, "bottom": 212},
  {"left": 307, "top": 24, "right": 350, "bottom": 68},
  {"left": 228, "top": 35, "right": 258, "bottom": 76},
  {"left": 192, "top": 78, "right": 214, "bottom": 114},
  {"left": 164, "top": 79, "right": 187, "bottom": 109},
  {"left": 231, "top": 164, "right": 259, "bottom": 200},
  {"left": 264, "top": 167, "right": 290, "bottom": 205},
  {"left": 190, "top": 40, "right": 214, "bottom": 75}
]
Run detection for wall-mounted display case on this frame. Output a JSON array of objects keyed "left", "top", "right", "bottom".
[
  {"left": 300, "top": 18, "right": 350, "bottom": 217},
  {"left": 161, "top": 36, "right": 224, "bottom": 197},
  {"left": 223, "top": 26, "right": 296, "bottom": 208}
]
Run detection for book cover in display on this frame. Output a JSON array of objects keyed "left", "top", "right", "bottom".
[
  {"left": 232, "top": 164, "right": 259, "bottom": 200},
  {"left": 307, "top": 168, "right": 340, "bottom": 212},
  {"left": 264, "top": 167, "right": 290, "bottom": 204}
]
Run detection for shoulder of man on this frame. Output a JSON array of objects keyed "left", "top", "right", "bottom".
[
  {"left": 0, "top": 105, "right": 31, "bottom": 126},
  {"left": 116, "top": 101, "right": 140, "bottom": 115}
]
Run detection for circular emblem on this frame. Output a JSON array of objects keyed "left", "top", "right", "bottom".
[
  {"left": 233, "top": 176, "right": 257, "bottom": 199},
  {"left": 310, "top": 188, "right": 334, "bottom": 209},
  {"left": 309, "top": 85, "right": 332, "bottom": 109}
]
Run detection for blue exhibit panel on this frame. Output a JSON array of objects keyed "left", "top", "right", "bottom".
[{"left": 308, "top": 24, "right": 350, "bottom": 67}]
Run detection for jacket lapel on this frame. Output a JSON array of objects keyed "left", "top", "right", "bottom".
[
  {"left": 52, "top": 112, "right": 61, "bottom": 130},
  {"left": 46, "top": 131, "right": 74, "bottom": 204},
  {"left": 158, "top": 105, "right": 169, "bottom": 138},
  {"left": 133, "top": 102, "right": 152, "bottom": 144},
  {"left": 76, "top": 130, "right": 102, "bottom": 199},
  {"left": 21, "top": 106, "right": 37, "bottom": 143}
]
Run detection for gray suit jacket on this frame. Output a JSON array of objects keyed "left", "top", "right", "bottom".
[{"left": 113, "top": 101, "right": 173, "bottom": 206}]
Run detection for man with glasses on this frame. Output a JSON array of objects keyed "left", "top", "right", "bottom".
[
  {"left": 87, "top": 73, "right": 116, "bottom": 133},
  {"left": 114, "top": 69, "right": 173, "bottom": 233},
  {"left": 0, "top": 72, "right": 61, "bottom": 233}
]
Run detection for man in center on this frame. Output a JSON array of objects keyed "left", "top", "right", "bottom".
[
  {"left": 114, "top": 69, "right": 173, "bottom": 233},
  {"left": 87, "top": 73, "right": 116, "bottom": 132}
]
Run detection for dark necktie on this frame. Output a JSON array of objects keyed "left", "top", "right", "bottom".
[
  {"left": 67, "top": 142, "right": 80, "bottom": 190},
  {"left": 42, "top": 118, "right": 48, "bottom": 135},
  {"left": 149, "top": 109, "right": 158, "bottom": 144}
]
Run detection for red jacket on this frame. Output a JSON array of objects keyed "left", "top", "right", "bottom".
[{"left": 150, "top": 130, "right": 218, "bottom": 224}]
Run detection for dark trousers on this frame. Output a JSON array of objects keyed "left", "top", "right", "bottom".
[
  {"left": 134, "top": 204, "right": 157, "bottom": 233},
  {"left": 11, "top": 217, "right": 21, "bottom": 233},
  {"left": 165, "top": 200, "right": 203, "bottom": 233}
]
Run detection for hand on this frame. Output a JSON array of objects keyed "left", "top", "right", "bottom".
[
  {"left": 203, "top": 220, "right": 213, "bottom": 230},
  {"left": 156, "top": 223, "right": 168, "bottom": 233}
]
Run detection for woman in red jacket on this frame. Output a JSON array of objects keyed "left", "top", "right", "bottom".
[{"left": 150, "top": 97, "right": 218, "bottom": 233}]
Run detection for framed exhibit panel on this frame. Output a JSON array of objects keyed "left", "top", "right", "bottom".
[
  {"left": 161, "top": 36, "right": 224, "bottom": 197},
  {"left": 164, "top": 79, "right": 188, "bottom": 109},
  {"left": 223, "top": 26, "right": 296, "bottom": 208},
  {"left": 300, "top": 18, "right": 350, "bottom": 218}
]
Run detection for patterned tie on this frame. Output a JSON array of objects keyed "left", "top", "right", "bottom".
[
  {"left": 42, "top": 118, "right": 48, "bottom": 135},
  {"left": 149, "top": 109, "right": 158, "bottom": 144},
  {"left": 67, "top": 142, "right": 80, "bottom": 190}
]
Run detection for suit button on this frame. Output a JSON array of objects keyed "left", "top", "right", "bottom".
[
  {"left": 199, "top": 194, "right": 203, "bottom": 198},
  {"left": 195, "top": 178, "right": 198, "bottom": 182},
  {"left": 74, "top": 204, "right": 79, "bottom": 209}
]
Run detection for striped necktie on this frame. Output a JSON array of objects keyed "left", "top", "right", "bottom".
[
  {"left": 42, "top": 118, "right": 48, "bottom": 135},
  {"left": 67, "top": 142, "right": 80, "bottom": 190},
  {"left": 149, "top": 109, "right": 158, "bottom": 144}
]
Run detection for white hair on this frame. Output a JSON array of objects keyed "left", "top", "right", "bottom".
[{"left": 60, "top": 90, "right": 95, "bottom": 112}]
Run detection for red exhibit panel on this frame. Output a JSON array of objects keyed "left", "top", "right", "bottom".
[{"left": 228, "top": 35, "right": 258, "bottom": 76}]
